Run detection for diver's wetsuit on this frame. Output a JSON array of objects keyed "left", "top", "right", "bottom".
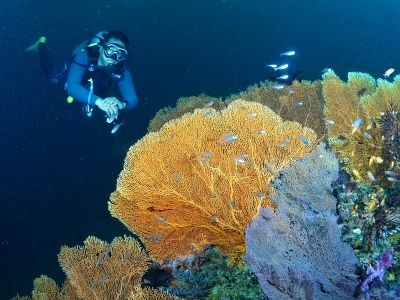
[
  {"left": 38, "top": 43, "right": 138, "bottom": 111},
  {"left": 67, "top": 50, "right": 138, "bottom": 110}
]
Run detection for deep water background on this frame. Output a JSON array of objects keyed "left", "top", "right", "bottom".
[{"left": 1, "top": 0, "right": 400, "bottom": 298}]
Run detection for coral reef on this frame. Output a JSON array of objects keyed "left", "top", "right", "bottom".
[
  {"left": 14, "top": 71, "right": 400, "bottom": 299},
  {"left": 109, "top": 99, "right": 316, "bottom": 262},
  {"left": 245, "top": 143, "right": 359, "bottom": 300},
  {"left": 14, "top": 71, "right": 400, "bottom": 300}
]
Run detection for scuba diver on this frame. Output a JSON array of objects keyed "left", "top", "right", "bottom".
[{"left": 26, "top": 31, "right": 138, "bottom": 127}]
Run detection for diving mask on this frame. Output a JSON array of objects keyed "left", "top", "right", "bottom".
[{"left": 103, "top": 43, "right": 128, "bottom": 61}]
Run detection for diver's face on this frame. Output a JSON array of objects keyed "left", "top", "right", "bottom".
[{"left": 98, "top": 37, "right": 127, "bottom": 66}]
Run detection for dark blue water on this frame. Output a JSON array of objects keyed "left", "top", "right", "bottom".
[{"left": 1, "top": 0, "right": 400, "bottom": 298}]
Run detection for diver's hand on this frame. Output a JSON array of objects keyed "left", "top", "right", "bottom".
[
  {"left": 95, "top": 98, "right": 119, "bottom": 117},
  {"left": 117, "top": 101, "right": 127, "bottom": 110},
  {"left": 103, "top": 97, "right": 126, "bottom": 110}
]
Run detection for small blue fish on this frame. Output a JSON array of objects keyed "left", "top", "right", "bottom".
[
  {"left": 253, "top": 192, "right": 265, "bottom": 198},
  {"left": 219, "top": 132, "right": 238, "bottom": 143},
  {"left": 387, "top": 177, "right": 400, "bottom": 183},
  {"left": 277, "top": 75, "right": 289, "bottom": 80},
  {"left": 280, "top": 51, "right": 296, "bottom": 57},
  {"left": 325, "top": 119, "right": 335, "bottom": 125},
  {"left": 275, "top": 63, "right": 289, "bottom": 70},
  {"left": 266, "top": 64, "right": 278, "bottom": 68},
  {"left": 111, "top": 120, "right": 124, "bottom": 134},
  {"left": 156, "top": 216, "right": 167, "bottom": 222},
  {"left": 352, "top": 118, "right": 362, "bottom": 128},
  {"left": 385, "top": 170, "right": 399, "bottom": 177},
  {"left": 254, "top": 129, "right": 266, "bottom": 135},
  {"left": 321, "top": 68, "right": 333, "bottom": 75},
  {"left": 297, "top": 134, "right": 311, "bottom": 145},
  {"left": 200, "top": 151, "right": 213, "bottom": 157},
  {"left": 273, "top": 84, "right": 285, "bottom": 90},
  {"left": 364, "top": 132, "right": 372, "bottom": 139}
]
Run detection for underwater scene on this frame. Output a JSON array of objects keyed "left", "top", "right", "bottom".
[{"left": 2, "top": 0, "right": 400, "bottom": 299}]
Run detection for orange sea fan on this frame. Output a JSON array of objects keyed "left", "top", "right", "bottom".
[{"left": 109, "top": 99, "right": 317, "bottom": 262}]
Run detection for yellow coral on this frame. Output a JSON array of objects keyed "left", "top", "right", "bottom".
[
  {"left": 322, "top": 71, "right": 387, "bottom": 180},
  {"left": 109, "top": 99, "right": 316, "bottom": 262},
  {"left": 361, "top": 75, "right": 400, "bottom": 118},
  {"left": 323, "top": 72, "right": 374, "bottom": 138}
]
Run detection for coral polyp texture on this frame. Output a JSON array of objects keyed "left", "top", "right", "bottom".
[
  {"left": 109, "top": 99, "right": 316, "bottom": 262},
  {"left": 322, "top": 71, "right": 390, "bottom": 182}
]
